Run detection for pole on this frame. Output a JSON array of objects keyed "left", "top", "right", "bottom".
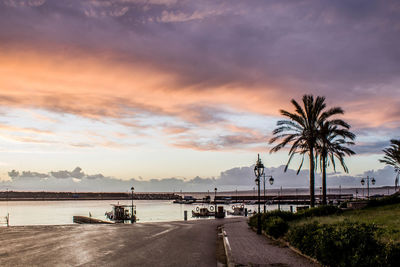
[
  {"left": 257, "top": 171, "right": 261, "bottom": 235},
  {"left": 236, "top": 188, "right": 238, "bottom": 203},
  {"left": 256, "top": 154, "right": 261, "bottom": 235},
  {"left": 214, "top": 188, "right": 217, "bottom": 215},
  {"left": 263, "top": 174, "right": 266, "bottom": 213},
  {"left": 131, "top": 187, "right": 134, "bottom": 223},
  {"left": 367, "top": 176, "right": 370, "bottom": 198}
]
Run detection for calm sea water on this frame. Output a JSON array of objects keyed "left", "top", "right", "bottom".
[{"left": 0, "top": 200, "right": 296, "bottom": 226}]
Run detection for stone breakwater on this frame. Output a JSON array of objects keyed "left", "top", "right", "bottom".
[{"left": 0, "top": 191, "right": 179, "bottom": 201}]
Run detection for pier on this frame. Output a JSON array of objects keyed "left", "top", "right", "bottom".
[{"left": 214, "top": 194, "right": 354, "bottom": 205}]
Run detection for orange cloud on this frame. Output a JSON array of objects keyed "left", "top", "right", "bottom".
[
  {"left": 0, "top": 123, "right": 53, "bottom": 135},
  {"left": 0, "top": 45, "right": 398, "bottom": 140}
]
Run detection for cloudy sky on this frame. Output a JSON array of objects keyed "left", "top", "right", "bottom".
[{"left": 0, "top": 0, "right": 399, "bottom": 191}]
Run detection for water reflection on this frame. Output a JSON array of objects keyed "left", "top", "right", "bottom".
[{"left": 0, "top": 200, "right": 297, "bottom": 226}]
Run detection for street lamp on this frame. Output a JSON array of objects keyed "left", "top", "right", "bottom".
[
  {"left": 360, "top": 176, "right": 375, "bottom": 198},
  {"left": 254, "top": 154, "right": 264, "bottom": 235},
  {"left": 214, "top": 187, "right": 217, "bottom": 213},
  {"left": 262, "top": 174, "right": 274, "bottom": 213},
  {"left": 131, "top": 186, "right": 135, "bottom": 223}
]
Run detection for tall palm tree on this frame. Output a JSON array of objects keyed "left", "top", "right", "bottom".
[
  {"left": 269, "top": 95, "right": 344, "bottom": 207},
  {"left": 379, "top": 139, "right": 400, "bottom": 191},
  {"left": 316, "top": 120, "right": 355, "bottom": 205}
]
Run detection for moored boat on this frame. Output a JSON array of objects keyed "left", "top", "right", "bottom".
[
  {"left": 105, "top": 203, "right": 137, "bottom": 223},
  {"left": 191, "top": 206, "right": 215, "bottom": 217},
  {"left": 227, "top": 204, "right": 247, "bottom": 216}
]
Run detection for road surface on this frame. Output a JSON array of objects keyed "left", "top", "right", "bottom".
[{"left": 0, "top": 219, "right": 232, "bottom": 266}]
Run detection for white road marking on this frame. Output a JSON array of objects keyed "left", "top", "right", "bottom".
[{"left": 149, "top": 226, "right": 176, "bottom": 238}]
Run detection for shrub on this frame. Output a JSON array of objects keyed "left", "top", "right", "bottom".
[
  {"left": 367, "top": 193, "right": 400, "bottom": 208},
  {"left": 287, "top": 221, "right": 320, "bottom": 257},
  {"left": 249, "top": 210, "right": 296, "bottom": 229},
  {"left": 248, "top": 213, "right": 258, "bottom": 228},
  {"left": 288, "top": 221, "right": 386, "bottom": 267},
  {"left": 263, "top": 216, "right": 289, "bottom": 238},
  {"left": 384, "top": 241, "right": 400, "bottom": 267},
  {"left": 296, "top": 205, "right": 342, "bottom": 218},
  {"left": 264, "top": 210, "right": 298, "bottom": 221}
]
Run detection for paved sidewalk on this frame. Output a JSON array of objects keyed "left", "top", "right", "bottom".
[{"left": 223, "top": 218, "right": 319, "bottom": 267}]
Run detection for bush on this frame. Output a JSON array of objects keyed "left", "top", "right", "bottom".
[
  {"left": 296, "top": 205, "right": 342, "bottom": 218},
  {"left": 384, "top": 241, "right": 400, "bottom": 267},
  {"left": 262, "top": 210, "right": 298, "bottom": 221},
  {"left": 287, "top": 221, "right": 389, "bottom": 267},
  {"left": 249, "top": 210, "right": 297, "bottom": 228},
  {"left": 367, "top": 193, "right": 400, "bottom": 208},
  {"left": 286, "top": 221, "right": 320, "bottom": 257},
  {"left": 263, "top": 216, "right": 289, "bottom": 238},
  {"left": 248, "top": 213, "right": 258, "bottom": 228}
]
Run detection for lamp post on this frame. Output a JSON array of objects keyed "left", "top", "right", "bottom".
[
  {"left": 214, "top": 187, "right": 217, "bottom": 213},
  {"left": 131, "top": 186, "right": 134, "bottom": 223},
  {"left": 254, "top": 154, "right": 265, "bottom": 235},
  {"left": 263, "top": 174, "right": 274, "bottom": 213},
  {"left": 360, "top": 176, "right": 375, "bottom": 198}
]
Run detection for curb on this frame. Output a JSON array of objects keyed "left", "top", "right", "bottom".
[{"left": 220, "top": 226, "right": 234, "bottom": 267}]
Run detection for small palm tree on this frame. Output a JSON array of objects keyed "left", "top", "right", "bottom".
[
  {"left": 316, "top": 120, "right": 355, "bottom": 205},
  {"left": 269, "top": 95, "right": 344, "bottom": 207},
  {"left": 379, "top": 139, "right": 400, "bottom": 191}
]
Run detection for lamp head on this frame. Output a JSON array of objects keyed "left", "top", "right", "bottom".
[
  {"left": 254, "top": 157, "right": 265, "bottom": 177},
  {"left": 361, "top": 178, "right": 365, "bottom": 186},
  {"left": 269, "top": 176, "right": 274, "bottom": 185},
  {"left": 371, "top": 178, "right": 376, "bottom": 185},
  {"left": 131, "top": 186, "right": 134, "bottom": 191}
]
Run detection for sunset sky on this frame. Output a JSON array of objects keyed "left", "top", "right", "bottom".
[{"left": 0, "top": 0, "right": 399, "bottom": 191}]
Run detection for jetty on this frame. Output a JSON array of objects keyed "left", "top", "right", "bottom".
[{"left": 73, "top": 216, "right": 113, "bottom": 224}]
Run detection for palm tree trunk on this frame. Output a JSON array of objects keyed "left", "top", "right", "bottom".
[
  {"left": 322, "top": 155, "right": 327, "bottom": 205},
  {"left": 309, "top": 147, "right": 315, "bottom": 207}
]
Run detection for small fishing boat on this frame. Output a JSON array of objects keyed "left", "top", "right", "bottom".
[
  {"left": 191, "top": 206, "right": 215, "bottom": 217},
  {"left": 227, "top": 204, "right": 247, "bottom": 216},
  {"left": 105, "top": 204, "right": 137, "bottom": 223}
]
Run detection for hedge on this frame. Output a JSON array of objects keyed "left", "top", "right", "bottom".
[{"left": 287, "top": 221, "right": 399, "bottom": 267}]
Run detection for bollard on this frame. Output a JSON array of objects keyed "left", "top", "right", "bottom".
[
  {"left": 290, "top": 206, "right": 293, "bottom": 213},
  {"left": 184, "top": 210, "right": 187, "bottom": 221},
  {"left": 245, "top": 208, "right": 248, "bottom": 217}
]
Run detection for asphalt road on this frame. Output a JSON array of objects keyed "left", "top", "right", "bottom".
[{"left": 0, "top": 219, "right": 234, "bottom": 267}]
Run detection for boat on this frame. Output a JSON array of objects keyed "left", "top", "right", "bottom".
[
  {"left": 173, "top": 196, "right": 197, "bottom": 204},
  {"left": 191, "top": 206, "right": 215, "bottom": 217},
  {"left": 227, "top": 204, "right": 247, "bottom": 216},
  {"left": 105, "top": 204, "right": 137, "bottom": 223}
]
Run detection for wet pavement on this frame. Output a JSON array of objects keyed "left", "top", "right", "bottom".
[
  {"left": 0, "top": 217, "right": 318, "bottom": 266},
  {"left": 0, "top": 219, "right": 236, "bottom": 267}
]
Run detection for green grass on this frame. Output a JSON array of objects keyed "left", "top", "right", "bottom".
[{"left": 290, "top": 203, "right": 400, "bottom": 242}]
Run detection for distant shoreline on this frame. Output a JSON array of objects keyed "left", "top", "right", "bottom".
[{"left": 0, "top": 191, "right": 179, "bottom": 201}]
